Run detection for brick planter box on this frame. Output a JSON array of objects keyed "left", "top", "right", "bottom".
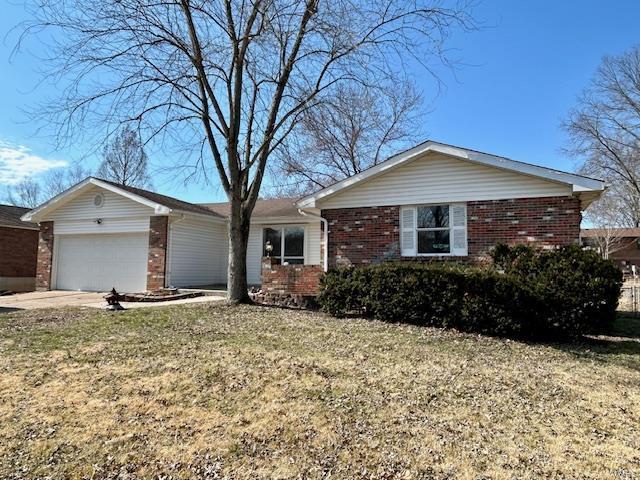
[{"left": 256, "top": 257, "right": 324, "bottom": 308}]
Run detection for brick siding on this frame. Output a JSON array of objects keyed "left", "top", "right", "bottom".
[
  {"left": 467, "top": 197, "right": 581, "bottom": 254},
  {"left": 35, "top": 221, "right": 55, "bottom": 291},
  {"left": 147, "top": 216, "right": 168, "bottom": 291},
  {"left": 0, "top": 226, "right": 38, "bottom": 278},
  {"left": 322, "top": 196, "right": 582, "bottom": 267},
  {"left": 261, "top": 257, "right": 324, "bottom": 295}
]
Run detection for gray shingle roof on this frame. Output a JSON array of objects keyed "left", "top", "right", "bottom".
[
  {"left": 0, "top": 204, "right": 38, "bottom": 230},
  {"left": 202, "top": 197, "right": 301, "bottom": 219}
]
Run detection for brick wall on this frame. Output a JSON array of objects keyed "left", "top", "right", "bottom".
[
  {"left": 467, "top": 197, "right": 581, "bottom": 254},
  {"left": 0, "top": 226, "right": 38, "bottom": 278},
  {"left": 261, "top": 257, "right": 324, "bottom": 295},
  {"left": 322, "top": 206, "right": 401, "bottom": 267},
  {"left": 147, "top": 216, "right": 168, "bottom": 291},
  {"left": 322, "top": 196, "right": 582, "bottom": 267},
  {"left": 35, "top": 221, "right": 55, "bottom": 291}
]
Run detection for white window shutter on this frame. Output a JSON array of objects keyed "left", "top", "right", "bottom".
[
  {"left": 451, "top": 203, "right": 468, "bottom": 256},
  {"left": 400, "top": 207, "right": 417, "bottom": 256}
]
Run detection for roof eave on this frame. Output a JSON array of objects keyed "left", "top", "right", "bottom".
[
  {"left": 296, "top": 141, "right": 606, "bottom": 208},
  {"left": 21, "top": 177, "right": 175, "bottom": 222},
  {"left": 169, "top": 210, "right": 226, "bottom": 223}
]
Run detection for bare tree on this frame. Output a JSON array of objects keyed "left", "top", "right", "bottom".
[
  {"left": 20, "top": 0, "right": 475, "bottom": 302},
  {"left": 5, "top": 163, "right": 91, "bottom": 208},
  {"left": 272, "top": 81, "right": 423, "bottom": 195},
  {"left": 5, "top": 179, "right": 41, "bottom": 209},
  {"left": 565, "top": 45, "right": 640, "bottom": 227},
  {"left": 40, "top": 163, "right": 92, "bottom": 200},
  {"left": 582, "top": 192, "right": 631, "bottom": 260},
  {"left": 97, "top": 126, "right": 152, "bottom": 188}
]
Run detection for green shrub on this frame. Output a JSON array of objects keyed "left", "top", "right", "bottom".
[
  {"left": 317, "top": 267, "right": 370, "bottom": 317},
  {"left": 491, "top": 244, "right": 623, "bottom": 336},
  {"left": 319, "top": 245, "right": 623, "bottom": 340}
]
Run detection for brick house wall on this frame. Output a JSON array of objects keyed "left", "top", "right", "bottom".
[
  {"left": 147, "top": 216, "right": 169, "bottom": 291},
  {"left": 261, "top": 257, "right": 324, "bottom": 296},
  {"left": 35, "top": 221, "right": 55, "bottom": 291},
  {"left": 321, "top": 195, "right": 582, "bottom": 268},
  {"left": 0, "top": 226, "right": 38, "bottom": 278}
]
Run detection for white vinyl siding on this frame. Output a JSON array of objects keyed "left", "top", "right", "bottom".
[
  {"left": 246, "top": 221, "right": 323, "bottom": 285},
  {"left": 247, "top": 225, "right": 264, "bottom": 285},
  {"left": 54, "top": 217, "right": 150, "bottom": 235},
  {"left": 401, "top": 203, "right": 467, "bottom": 256},
  {"left": 168, "top": 216, "right": 228, "bottom": 287},
  {"left": 50, "top": 185, "right": 153, "bottom": 221},
  {"left": 318, "top": 152, "right": 572, "bottom": 209},
  {"left": 306, "top": 222, "right": 322, "bottom": 265},
  {"left": 54, "top": 233, "right": 149, "bottom": 292}
]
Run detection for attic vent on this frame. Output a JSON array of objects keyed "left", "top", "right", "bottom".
[{"left": 94, "top": 193, "right": 105, "bottom": 208}]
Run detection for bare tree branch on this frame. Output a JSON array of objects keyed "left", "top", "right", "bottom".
[{"left": 19, "top": 0, "right": 476, "bottom": 301}]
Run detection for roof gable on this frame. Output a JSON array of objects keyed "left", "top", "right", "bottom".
[
  {"left": 22, "top": 177, "right": 224, "bottom": 222},
  {"left": 296, "top": 141, "right": 605, "bottom": 209}
]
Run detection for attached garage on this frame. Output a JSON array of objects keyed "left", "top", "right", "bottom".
[
  {"left": 54, "top": 233, "right": 149, "bottom": 292},
  {"left": 22, "top": 178, "right": 228, "bottom": 293}
]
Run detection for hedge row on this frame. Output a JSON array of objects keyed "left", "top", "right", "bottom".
[{"left": 318, "top": 245, "right": 623, "bottom": 339}]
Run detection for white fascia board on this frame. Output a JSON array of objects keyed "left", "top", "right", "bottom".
[
  {"left": 295, "top": 141, "right": 606, "bottom": 208},
  {"left": 21, "top": 177, "right": 95, "bottom": 222},
  {"left": 21, "top": 177, "right": 172, "bottom": 222},
  {"left": 89, "top": 179, "right": 170, "bottom": 213},
  {"left": 171, "top": 211, "right": 226, "bottom": 224}
]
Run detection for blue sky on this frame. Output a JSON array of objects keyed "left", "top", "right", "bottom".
[{"left": 1, "top": 0, "right": 639, "bottom": 204}]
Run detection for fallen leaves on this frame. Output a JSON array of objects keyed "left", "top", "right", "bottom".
[{"left": 0, "top": 304, "right": 638, "bottom": 479}]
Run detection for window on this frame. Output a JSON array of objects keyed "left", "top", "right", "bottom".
[
  {"left": 401, "top": 204, "right": 466, "bottom": 256},
  {"left": 416, "top": 205, "right": 451, "bottom": 254},
  {"left": 263, "top": 226, "right": 305, "bottom": 264}
]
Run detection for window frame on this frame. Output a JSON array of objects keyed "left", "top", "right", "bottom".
[
  {"left": 263, "top": 225, "right": 306, "bottom": 265},
  {"left": 415, "top": 204, "right": 453, "bottom": 256}
]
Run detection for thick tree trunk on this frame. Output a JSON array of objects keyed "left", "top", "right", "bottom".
[{"left": 227, "top": 197, "right": 252, "bottom": 303}]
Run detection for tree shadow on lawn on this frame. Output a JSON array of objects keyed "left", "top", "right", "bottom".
[
  {"left": 548, "top": 314, "right": 640, "bottom": 370},
  {"left": 0, "top": 307, "right": 23, "bottom": 315}
]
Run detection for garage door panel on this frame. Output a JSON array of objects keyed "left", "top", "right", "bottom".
[{"left": 55, "top": 234, "right": 149, "bottom": 292}]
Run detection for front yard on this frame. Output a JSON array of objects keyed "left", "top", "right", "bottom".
[{"left": 1, "top": 304, "right": 639, "bottom": 479}]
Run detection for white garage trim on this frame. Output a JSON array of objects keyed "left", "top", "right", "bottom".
[{"left": 54, "top": 217, "right": 150, "bottom": 235}]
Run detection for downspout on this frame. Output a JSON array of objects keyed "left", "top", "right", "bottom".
[
  {"left": 298, "top": 208, "right": 328, "bottom": 272},
  {"left": 166, "top": 213, "right": 186, "bottom": 287}
]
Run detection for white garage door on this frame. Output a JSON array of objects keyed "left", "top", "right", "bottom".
[{"left": 55, "top": 233, "right": 149, "bottom": 292}]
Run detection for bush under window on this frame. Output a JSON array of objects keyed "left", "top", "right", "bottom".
[{"left": 318, "top": 245, "right": 623, "bottom": 339}]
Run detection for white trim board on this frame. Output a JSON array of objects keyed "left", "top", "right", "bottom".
[{"left": 21, "top": 177, "right": 225, "bottom": 224}]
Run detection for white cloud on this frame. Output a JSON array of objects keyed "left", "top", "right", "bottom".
[{"left": 0, "top": 140, "right": 68, "bottom": 185}]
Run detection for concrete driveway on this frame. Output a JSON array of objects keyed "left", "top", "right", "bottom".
[{"left": 0, "top": 290, "right": 224, "bottom": 312}]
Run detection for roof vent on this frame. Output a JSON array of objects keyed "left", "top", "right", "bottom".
[{"left": 94, "top": 193, "right": 105, "bottom": 208}]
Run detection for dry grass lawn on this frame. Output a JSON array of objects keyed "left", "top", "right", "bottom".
[{"left": 0, "top": 304, "right": 639, "bottom": 479}]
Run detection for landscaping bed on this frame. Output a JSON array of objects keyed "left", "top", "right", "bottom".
[
  {"left": 120, "top": 290, "right": 204, "bottom": 302},
  {"left": 0, "top": 303, "right": 638, "bottom": 478}
]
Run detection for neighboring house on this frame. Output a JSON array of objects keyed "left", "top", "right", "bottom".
[
  {"left": 0, "top": 204, "right": 39, "bottom": 292},
  {"left": 581, "top": 228, "right": 640, "bottom": 274},
  {"left": 23, "top": 141, "right": 605, "bottom": 293}
]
